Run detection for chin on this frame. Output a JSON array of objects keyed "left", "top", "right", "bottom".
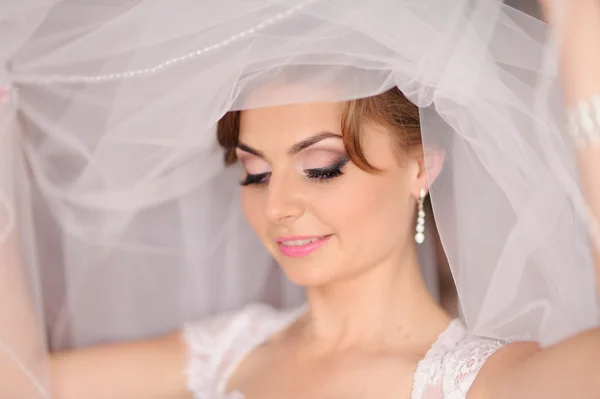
[{"left": 277, "top": 257, "right": 340, "bottom": 288}]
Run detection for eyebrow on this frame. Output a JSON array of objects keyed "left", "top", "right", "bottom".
[{"left": 236, "top": 131, "right": 342, "bottom": 157}]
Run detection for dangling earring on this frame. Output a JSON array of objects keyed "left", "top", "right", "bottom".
[{"left": 414, "top": 188, "right": 427, "bottom": 244}]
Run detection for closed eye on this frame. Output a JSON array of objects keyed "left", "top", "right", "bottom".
[
  {"left": 240, "top": 172, "right": 270, "bottom": 186},
  {"left": 240, "top": 157, "right": 349, "bottom": 186},
  {"left": 305, "top": 156, "right": 349, "bottom": 180}
]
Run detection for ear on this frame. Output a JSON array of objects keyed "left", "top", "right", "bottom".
[{"left": 410, "top": 149, "right": 445, "bottom": 199}]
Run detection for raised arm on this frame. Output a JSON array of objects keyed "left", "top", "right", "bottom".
[
  {"left": 558, "top": 0, "right": 600, "bottom": 292},
  {"left": 49, "top": 332, "right": 192, "bottom": 399},
  {"left": 0, "top": 99, "right": 51, "bottom": 398},
  {"left": 470, "top": 2, "right": 600, "bottom": 398},
  {"left": 0, "top": 91, "right": 197, "bottom": 399},
  {"left": 48, "top": 304, "right": 247, "bottom": 399}
]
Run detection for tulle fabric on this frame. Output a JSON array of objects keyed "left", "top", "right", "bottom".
[{"left": 1, "top": 0, "right": 599, "bottom": 396}]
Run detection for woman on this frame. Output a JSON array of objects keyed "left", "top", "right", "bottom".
[{"left": 2, "top": 0, "right": 600, "bottom": 398}]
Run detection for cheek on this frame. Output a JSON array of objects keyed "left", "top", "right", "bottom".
[
  {"left": 241, "top": 189, "right": 268, "bottom": 233},
  {"left": 321, "top": 172, "right": 412, "bottom": 244}
]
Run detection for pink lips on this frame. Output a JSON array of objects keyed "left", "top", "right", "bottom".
[{"left": 276, "top": 235, "right": 331, "bottom": 258}]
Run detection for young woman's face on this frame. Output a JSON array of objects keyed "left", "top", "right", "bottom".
[{"left": 236, "top": 100, "right": 426, "bottom": 287}]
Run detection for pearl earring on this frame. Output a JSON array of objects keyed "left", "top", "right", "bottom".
[{"left": 415, "top": 188, "right": 427, "bottom": 244}]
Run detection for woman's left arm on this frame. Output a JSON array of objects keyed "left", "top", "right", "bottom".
[
  {"left": 557, "top": 0, "right": 600, "bottom": 292},
  {"left": 470, "top": 2, "right": 600, "bottom": 398}
]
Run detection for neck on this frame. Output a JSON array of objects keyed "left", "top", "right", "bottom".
[{"left": 300, "top": 245, "right": 450, "bottom": 349}]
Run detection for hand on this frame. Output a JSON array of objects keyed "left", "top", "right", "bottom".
[
  {"left": 538, "top": 0, "right": 600, "bottom": 293},
  {"left": 537, "top": 0, "right": 600, "bottom": 104}
]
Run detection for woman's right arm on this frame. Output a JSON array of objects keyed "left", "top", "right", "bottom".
[
  {"left": 50, "top": 331, "right": 193, "bottom": 399},
  {"left": 0, "top": 103, "right": 51, "bottom": 398},
  {"left": 1, "top": 222, "right": 195, "bottom": 399},
  {"left": 0, "top": 96, "right": 197, "bottom": 399}
]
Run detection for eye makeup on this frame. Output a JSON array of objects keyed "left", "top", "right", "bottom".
[
  {"left": 235, "top": 135, "right": 349, "bottom": 187},
  {"left": 304, "top": 155, "right": 349, "bottom": 180},
  {"left": 239, "top": 154, "right": 349, "bottom": 186},
  {"left": 240, "top": 171, "right": 271, "bottom": 186}
]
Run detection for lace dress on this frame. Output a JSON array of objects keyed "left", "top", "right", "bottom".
[{"left": 183, "top": 303, "right": 505, "bottom": 399}]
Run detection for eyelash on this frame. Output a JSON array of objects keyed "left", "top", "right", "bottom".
[{"left": 240, "top": 157, "right": 349, "bottom": 186}]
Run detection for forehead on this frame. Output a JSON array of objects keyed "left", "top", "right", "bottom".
[
  {"left": 238, "top": 82, "right": 346, "bottom": 139},
  {"left": 239, "top": 100, "right": 345, "bottom": 142},
  {"left": 238, "top": 85, "right": 345, "bottom": 149}
]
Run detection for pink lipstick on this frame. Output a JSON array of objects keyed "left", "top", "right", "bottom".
[{"left": 276, "top": 235, "right": 331, "bottom": 258}]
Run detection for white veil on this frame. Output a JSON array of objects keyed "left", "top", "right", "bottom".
[{"left": 1, "top": 0, "right": 599, "bottom": 396}]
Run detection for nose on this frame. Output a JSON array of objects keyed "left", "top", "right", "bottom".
[{"left": 264, "top": 174, "right": 304, "bottom": 224}]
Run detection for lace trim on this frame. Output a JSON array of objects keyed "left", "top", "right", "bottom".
[
  {"left": 411, "top": 319, "right": 465, "bottom": 399},
  {"left": 216, "top": 304, "right": 307, "bottom": 394},
  {"left": 183, "top": 326, "right": 212, "bottom": 397},
  {"left": 183, "top": 303, "right": 306, "bottom": 399},
  {"left": 411, "top": 319, "right": 509, "bottom": 399},
  {"left": 183, "top": 306, "right": 259, "bottom": 397},
  {"left": 441, "top": 338, "right": 504, "bottom": 397}
]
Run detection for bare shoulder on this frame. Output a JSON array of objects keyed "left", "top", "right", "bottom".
[
  {"left": 468, "top": 341, "right": 541, "bottom": 399},
  {"left": 469, "top": 327, "right": 600, "bottom": 399}
]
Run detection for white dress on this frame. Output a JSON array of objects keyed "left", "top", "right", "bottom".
[{"left": 183, "top": 303, "right": 505, "bottom": 399}]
